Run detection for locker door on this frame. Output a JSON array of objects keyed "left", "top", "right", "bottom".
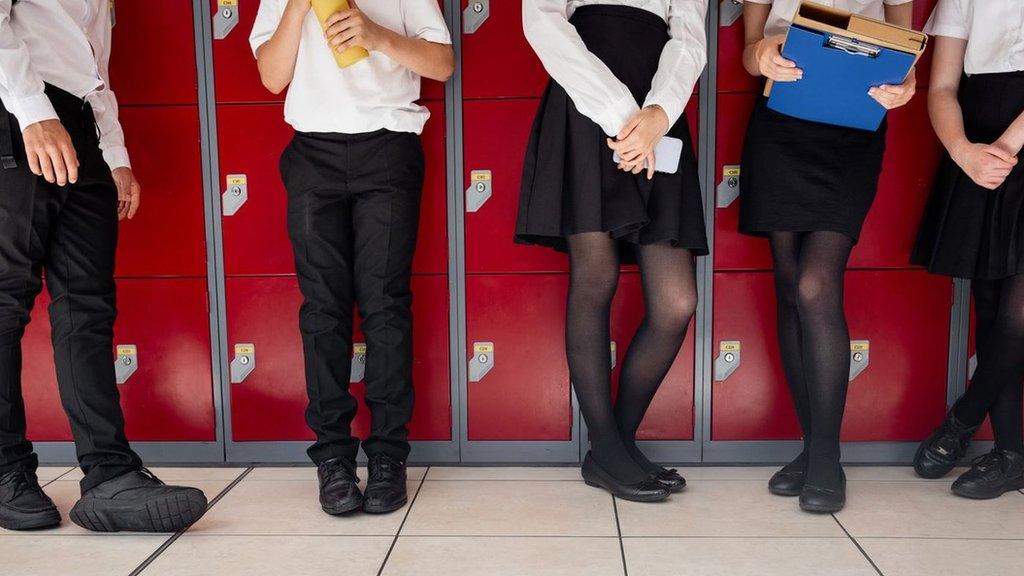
[
  {"left": 466, "top": 274, "right": 572, "bottom": 440},
  {"left": 461, "top": 0, "right": 548, "bottom": 99},
  {"left": 716, "top": 0, "right": 760, "bottom": 94},
  {"left": 116, "top": 107, "right": 207, "bottom": 278},
  {"left": 109, "top": 0, "right": 198, "bottom": 105}
]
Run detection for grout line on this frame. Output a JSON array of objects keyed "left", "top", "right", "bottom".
[
  {"left": 128, "top": 467, "right": 253, "bottom": 576},
  {"left": 612, "top": 496, "right": 629, "bottom": 576},
  {"left": 41, "top": 467, "right": 77, "bottom": 488},
  {"left": 832, "top": 514, "right": 884, "bottom": 576},
  {"left": 375, "top": 466, "right": 430, "bottom": 576}
]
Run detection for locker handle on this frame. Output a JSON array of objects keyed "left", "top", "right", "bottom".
[
  {"left": 230, "top": 343, "right": 256, "bottom": 384},
  {"left": 468, "top": 341, "right": 494, "bottom": 382},
  {"left": 463, "top": 0, "right": 490, "bottom": 34},
  {"left": 716, "top": 165, "right": 740, "bottom": 208},
  {"left": 213, "top": 0, "right": 240, "bottom": 40},
  {"left": 222, "top": 174, "right": 249, "bottom": 216},
  {"left": 465, "top": 169, "right": 492, "bottom": 213},
  {"left": 714, "top": 341, "right": 741, "bottom": 382},
  {"left": 350, "top": 343, "right": 367, "bottom": 384},
  {"left": 114, "top": 345, "right": 138, "bottom": 385},
  {"left": 849, "top": 340, "right": 870, "bottom": 382}
]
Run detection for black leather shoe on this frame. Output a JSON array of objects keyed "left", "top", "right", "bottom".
[
  {"left": 951, "top": 449, "right": 1024, "bottom": 500},
  {"left": 799, "top": 472, "right": 846, "bottom": 513},
  {"left": 655, "top": 468, "right": 686, "bottom": 493},
  {"left": 769, "top": 467, "right": 806, "bottom": 497},
  {"left": 0, "top": 469, "right": 61, "bottom": 530},
  {"left": 363, "top": 454, "right": 408, "bottom": 514},
  {"left": 318, "top": 458, "right": 363, "bottom": 516},
  {"left": 914, "top": 408, "right": 980, "bottom": 479},
  {"left": 581, "top": 452, "right": 670, "bottom": 503},
  {"left": 70, "top": 469, "right": 207, "bottom": 532}
]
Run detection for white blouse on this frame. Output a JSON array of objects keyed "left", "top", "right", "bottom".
[
  {"left": 522, "top": 0, "right": 708, "bottom": 137},
  {"left": 925, "top": 0, "right": 1024, "bottom": 75},
  {"left": 742, "top": 0, "right": 913, "bottom": 38}
]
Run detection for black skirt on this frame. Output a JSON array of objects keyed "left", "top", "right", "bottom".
[
  {"left": 514, "top": 5, "right": 708, "bottom": 262},
  {"left": 911, "top": 71, "right": 1024, "bottom": 280},
  {"left": 739, "top": 97, "right": 888, "bottom": 242}
]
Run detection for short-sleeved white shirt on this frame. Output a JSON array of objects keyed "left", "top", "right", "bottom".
[{"left": 925, "top": 0, "right": 1024, "bottom": 75}]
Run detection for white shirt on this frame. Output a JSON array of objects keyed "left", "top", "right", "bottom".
[
  {"left": 743, "top": 0, "right": 913, "bottom": 38},
  {"left": 0, "top": 0, "right": 129, "bottom": 169},
  {"left": 522, "top": 0, "right": 708, "bottom": 137},
  {"left": 250, "top": 0, "right": 451, "bottom": 135},
  {"left": 925, "top": 0, "right": 1024, "bottom": 75}
]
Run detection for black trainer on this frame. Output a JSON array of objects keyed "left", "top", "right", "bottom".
[
  {"left": 0, "top": 469, "right": 61, "bottom": 531},
  {"left": 318, "top": 458, "right": 363, "bottom": 515},
  {"left": 363, "top": 454, "right": 408, "bottom": 514},
  {"left": 581, "top": 452, "right": 670, "bottom": 503},
  {"left": 69, "top": 469, "right": 207, "bottom": 533},
  {"left": 913, "top": 408, "right": 980, "bottom": 479},
  {"left": 951, "top": 449, "right": 1024, "bottom": 500}
]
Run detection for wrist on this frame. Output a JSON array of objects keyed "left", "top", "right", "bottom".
[
  {"left": 375, "top": 28, "right": 399, "bottom": 54},
  {"left": 283, "top": 3, "right": 308, "bottom": 22}
]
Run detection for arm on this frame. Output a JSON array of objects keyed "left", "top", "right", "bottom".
[
  {"left": 868, "top": 0, "right": 916, "bottom": 110},
  {"left": 253, "top": 0, "right": 308, "bottom": 95},
  {"left": 741, "top": 1, "right": 802, "bottom": 82},
  {"left": 997, "top": 111, "right": 1024, "bottom": 156}
]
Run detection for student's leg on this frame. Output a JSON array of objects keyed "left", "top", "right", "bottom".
[{"left": 614, "top": 243, "right": 696, "bottom": 474}]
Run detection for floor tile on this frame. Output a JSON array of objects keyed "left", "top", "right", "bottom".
[
  {"left": 402, "top": 481, "right": 617, "bottom": 537},
  {"left": 144, "top": 535, "right": 392, "bottom": 576},
  {"left": 843, "top": 466, "right": 965, "bottom": 482},
  {"left": 383, "top": 536, "right": 624, "bottom": 576},
  {"left": 188, "top": 479, "right": 417, "bottom": 535},
  {"left": 677, "top": 467, "right": 777, "bottom": 481},
  {"left": 36, "top": 467, "right": 74, "bottom": 483},
  {"left": 616, "top": 481, "right": 845, "bottom": 537},
  {"left": 0, "top": 535, "right": 165, "bottom": 576},
  {"left": 247, "top": 466, "right": 427, "bottom": 481},
  {"left": 860, "top": 538, "right": 1024, "bottom": 576},
  {"left": 58, "top": 467, "right": 248, "bottom": 483},
  {"left": 836, "top": 481, "right": 1024, "bottom": 538},
  {"left": 623, "top": 537, "right": 877, "bottom": 576},
  {"left": 426, "top": 467, "right": 582, "bottom": 481}
]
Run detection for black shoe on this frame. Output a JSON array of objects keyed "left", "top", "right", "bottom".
[
  {"left": 0, "top": 469, "right": 61, "bottom": 531},
  {"left": 769, "top": 468, "right": 806, "bottom": 497},
  {"left": 914, "top": 408, "right": 980, "bottom": 479},
  {"left": 581, "top": 452, "right": 670, "bottom": 503},
  {"left": 654, "top": 468, "right": 686, "bottom": 493},
  {"left": 363, "top": 454, "right": 408, "bottom": 514},
  {"left": 318, "top": 458, "right": 363, "bottom": 516},
  {"left": 70, "top": 469, "right": 207, "bottom": 533},
  {"left": 799, "top": 471, "right": 846, "bottom": 514},
  {"left": 951, "top": 449, "right": 1024, "bottom": 500}
]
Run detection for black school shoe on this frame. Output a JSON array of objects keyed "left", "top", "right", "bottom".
[
  {"left": 581, "top": 452, "right": 670, "bottom": 503},
  {"left": 318, "top": 458, "right": 364, "bottom": 515},
  {"left": 0, "top": 469, "right": 61, "bottom": 531},
  {"left": 914, "top": 408, "right": 980, "bottom": 479},
  {"left": 769, "top": 456, "right": 807, "bottom": 497},
  {"left": 799, "top": 470, "right": 847, "bottom": 514},
  {"left": 70, "top": 469, "right": 207, "bottom": 532},
  {"left": 654, "top": 468, "right": 686, "bottom": 493},
  {"left": 951, "top": 449, "right": 1024, "bottom": 500},
  {"left": 363, "top": 454, "right": 408, "bottom": 514}
]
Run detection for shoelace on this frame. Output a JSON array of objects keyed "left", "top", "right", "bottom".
[
  {"left": 322, "top": 459, "right": 359, "bottom": 484},
  {"left": 968, "top": 451, "right": 1006, "bottom": 475},
  {"left": 136, "top": 467, "right": 166, "bottom": 486},
  {"left": 0, "top": 469, "right": 38, "bottom": 500},
  {"left": 368, "top": 455, "right": 402, "bottom": 483}
]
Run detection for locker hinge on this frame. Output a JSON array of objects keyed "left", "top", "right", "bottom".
[
  {"left": 350, "top": 343, "right": 367, "bottom": 383},
  {"left": 849, "top": 340, "right": 870, "bottom": 382},
  {"left": 716, "top": 165, "right": 740, "bottom": 208},
  {"left": 714, "top": 341, "right": 741, "bottom": 381},
  {"left": 468, "top": 341, "right": 494, "bottom": 382},
  {"left": 114, "top": 344, "right": 138, "bottom": 384},
  {"left": 465, "top": 170, "right": 492, "bottom": 212},
  {"left": 719, "top": 0, "right": 743, "bottom": 27},
  {"left": 230, "top": 343, "right": 256, "bottom": 384},
  {"left": 222, "top": 174, "right": 249, "bottom": 216},
  {"left": 214, "top": 0, "right": 240, "bottom": 40},
  {"left": 463, "top": 0, "right": 490, "bottom": 34}
]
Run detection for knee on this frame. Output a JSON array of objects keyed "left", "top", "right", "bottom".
[
  {"left": 298, "top": 302, "right": 351, "bottom": 336},
  {"left": 651, "top": 292, "right": 697, "bottom": 333},
  {"left": 570, "top": 267, "right": 618, "bottom": 307},
  {"left": 796, "top": 272, "right": 838, "bottom": 315}
]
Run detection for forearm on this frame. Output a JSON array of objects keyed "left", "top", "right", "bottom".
[
  {"left": 255, "top": 6, "right": 307, "bottom": 94},
  {"left": 741, "top": 3, "right": 769, "bottom": 77},
  {"left": 998, "top": 112, "right": 1024, "bottom": 155},
  {"left": 378, "top": 32, "right": 453, "bottom": 82},
  {"left": 929, "top": 87, "right": 970, "bottom": 159}
]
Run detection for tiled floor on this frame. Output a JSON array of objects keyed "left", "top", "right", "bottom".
[{"left": 2, "top": 466, "right": 1023, "bottom": 575}]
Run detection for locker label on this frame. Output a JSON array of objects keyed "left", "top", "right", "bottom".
[
  {"left": 469, "top": 341, "right": 495, "bottom": 382},
  {"left": 968, "top": 353, "right": 978, "bottom": 381},
  {"left": 714, "top": 340, "right": 741, "bottom": 382},
  {"left": 222, "top": 174, "right": 248, "bottom": 216},
  {"left": 350, "top": 343, "right": 367, "bottom": 383},
  {"left": 466, "top": 170, "right": 492, "bottom": 213},
  {"left": 719, "top": 0, "right": 743, "bottom": 27},
  {"left": 610, "top": 341, "right": 617, "bottom": 370},
  {"left": 463, "top": 0, "right": 490, "bottom": 34},
  {"left": 114, "top": 344, "right": 138, "bottom": 384},
  {"left": 716, "top": 165, "right": 741, "bottom": 208},
  {"left": 230, "top": 342, "right": 256, "bottom": 384},
  {"left": 848, "top": 340, "right": 870, "bottom": 381},
  {"left": 214, "top": 0, "right": 240, "bottom": 40}
]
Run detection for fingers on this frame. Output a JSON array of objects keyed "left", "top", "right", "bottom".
[
  {"left": 617, "top": 115, "right": 642, "bottom": 142},
  {"left": 128, "top": 182, "right": 141, "bottom": 220},
  {"left": 330, "top": 28, "right": 359, "bottom": 49},
  {"left": 63, "top": 144, "right": 79, "bottom": 184},
  {"left": 764, "top": 59, "right": 802, "bottom": 82},
  {"left": 324, "top": 9, "right": 357, "bottom": 29},
  {"left": 37, "top": 150, "right": 56, "bottom": 184},
  {"left": 647, "top": 151, "right": 656, "bottom": 180},
  {"left": 26, "top": 150, "right": 42, "bottom": 178},
  {"left": 983, "top": 145, "right": 1018, "bottom": 165}
]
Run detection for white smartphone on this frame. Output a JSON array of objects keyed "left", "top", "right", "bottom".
[{"left": 612, "top": 136, "right": 683, "bottom": 175}]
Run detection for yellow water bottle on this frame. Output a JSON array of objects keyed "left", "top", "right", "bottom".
[{"left": 310, "top": 0, "right": 369, "bottom": 68}]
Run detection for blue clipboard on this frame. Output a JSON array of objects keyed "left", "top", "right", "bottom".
[{"left": 767, "top": 24, "right": 916, "bottom": 131}]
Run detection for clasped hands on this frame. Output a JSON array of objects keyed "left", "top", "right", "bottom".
[{"left": 607, "top": 105, "right": 670, "bottom": 180}]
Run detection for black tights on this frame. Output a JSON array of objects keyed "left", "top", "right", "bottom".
[
  {"left": 955, "top": 274, "right": 1024, "bottom": 455},
  {"left": 566, "top": 233, "right": 696, "bottom": 483},
  {"left": 770, "top": 231, "right": 854, "bottom": 489}
]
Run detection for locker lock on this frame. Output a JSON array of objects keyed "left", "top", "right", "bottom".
[
  {"left": 719, "top": 0, "right": 743, "bottom": 27},
  {"left": 114, "top": 345, "right": 138, "bottom": 385},
  {"left": 350, "top": 343, "right": 367, "bottom": 383},
  {"left": 849, "top": 340, "right": 870, "bottom": 382},
  {"left": 465, "top": 170, "right": 492, "bottom": 213},
  {"left": 716, "top": 165, "right": 741, "bottom": 208},
  {"left": 213, "top": 0, "right": 240, "bottom": 40},
  {"left": 469, "top": 342, "right": 495, "bottom": 382},
  {"left": 222, "top": 174, "right": 249, "bottom": 216},
  {"left": 463, "top": 0, "right": 490, "bottom": 34},
  {"left": 230, "top": 343, "right": 256, "bottom": 384},
  {"left": 714, "top": 341, "right": 741, "bottom": 382}
]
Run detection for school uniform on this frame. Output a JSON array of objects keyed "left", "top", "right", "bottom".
[
  {"left": 515, "top": 0, "right": 710, "bottom": 261},
  {"left": 911, "top": 0, "right": 1024, "bottom": 280},
  {"left": 250, "top": 0, "right": 450, "bottom": 466},
  {"left": 738, "top": 0, "right": 912, "bottom": 242}
]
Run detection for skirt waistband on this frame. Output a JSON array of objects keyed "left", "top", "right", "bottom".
[{"left": 569, "top": 4, "right": 668, "bottom": 31}]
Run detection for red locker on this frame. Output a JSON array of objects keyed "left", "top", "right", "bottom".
[
  {"left": 24, "top": 279, "right": 216, "bottom": 442},
  {"left": 712, "top": 270, "right": 951, "bottom": 441},
  {"left": 717, "top": 0, "right": 760, "bottom": 94},
  {"left": 116, "top": 107, "right": 207, "bottom": 278},
  {"left": 466, "top": 274, "right": 572, "bottom": 441},
  {"left": 227, "top": 275, "right": 451, "bottom": 442},
  {"left": 461, "top": 0, "right": 548, "bottom": 99},
  {"left": 109, "top": 0, "right": 198, "bottom": 106}
]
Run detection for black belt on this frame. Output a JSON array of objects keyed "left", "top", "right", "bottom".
[{"left": 0, "top": 111, "right": 16, "bottom": 170}]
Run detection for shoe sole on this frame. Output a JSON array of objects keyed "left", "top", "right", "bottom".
[
  {"left": 363, "top": 497, "right": 408, "bottom": 515},
  {"left": 69, "top": 490, "right": 207, "bottom": 533},
  {"left": 952, "top": 477, "right": 1024, "bottom": 500},
  {"left": 584, "top": 479, "right": 670, "bottom": 503},
  {"left": 0, "top": 507, "right": 61, "bottom": 531},
  {"left": 768, "top": 485, "right": 803, "bottom": 497},
  {"left": 322, "top": 498, "right": 364, "bottom": 516}
]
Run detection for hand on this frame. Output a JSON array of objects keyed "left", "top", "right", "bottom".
[
  {"left": 754, "top": 35, "right": 802, "bottom": 82},
  {"left": 285, "top": 0, "right": 310, "bottom": 16},
  {"left": 22, "top": 119, "right": 79, "bottom": 186},
  {"left": 952, "top": 141, "right": 1017, "bottom": 190},
  {"left": 111, "top": 167, "right": 141, "bottom": 220},
  {"left": 607, "top": 106, "right": 670, "bottom": 180},
  {"left": 324, "top": 0, "right": 392, "bottom": 53},
  {"left": 869, "top": 68, "right": 916, "bottom": 110}
]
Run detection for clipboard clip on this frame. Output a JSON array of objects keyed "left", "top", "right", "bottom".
[{"left": 825, "top": 34, "right": 881, "bottom": 58}]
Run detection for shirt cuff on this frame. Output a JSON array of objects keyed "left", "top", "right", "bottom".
[
  {"left": 102, "top": 146, "right": 131, "bottom": 170},
  {"left": 11, "top": 93, "right": 58, "bottom": 131},
  {"left": 596, "top": 93, "right": 641, "bottom": 138},
  {"left": 643, "top": 92, "right": 685, "bottom": 132}
]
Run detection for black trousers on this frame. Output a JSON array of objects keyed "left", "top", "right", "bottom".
[
  {"left": 280, "top": 129, "right": 424, "bottom": 465},
  {"left": 0, "top": 85, "right": 141, "bottom": 492}
]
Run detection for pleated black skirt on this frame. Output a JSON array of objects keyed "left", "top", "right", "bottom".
[
  {"left": 911, "top": 71, "right": 1024, "bottom": 280},
  {"left": 739, "top": 97, "right": 888, "bottom": 242},
  {"left": 514, "top": 5, "right": 708, "bottom": 262}
]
